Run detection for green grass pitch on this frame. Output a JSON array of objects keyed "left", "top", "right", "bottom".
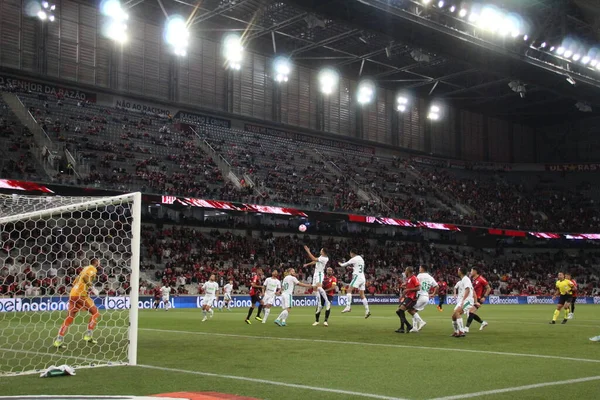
[{"left": 1, "top": 305, "right": 599, "bottom": 400}]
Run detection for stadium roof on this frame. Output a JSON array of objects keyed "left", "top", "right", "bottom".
[{"left": 124, "top": 0, "right": 600, "bottom": 125}]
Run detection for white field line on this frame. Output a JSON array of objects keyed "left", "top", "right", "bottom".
[
  {"left": 428, "top": 375, "right": 600, "bottom": 400},
  {"left": 137, "top": 364, "right": 409, "bottom": 400},
  {"left": 140, "top": 328, "right": 600, "bottom": 364}
]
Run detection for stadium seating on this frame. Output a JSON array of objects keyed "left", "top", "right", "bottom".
[
  {"left": 138, "top": 225, "right": 600, "bottom": 297},
  {"left": 3, "top": 88, "right": 600, "bottom": 232},
  {"left": 0, "top": 96, "right": 46, "bottom": 181}
]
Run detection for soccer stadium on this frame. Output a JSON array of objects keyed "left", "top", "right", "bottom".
[{"left": 1, "top": 0, "right": 600, "bottom": 399}]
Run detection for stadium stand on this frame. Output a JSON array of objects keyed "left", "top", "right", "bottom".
[
  {"left": 135, "top": 224, "right": 600, "bottom": 297},
  {"left": 2, "top": 86, "right": 599, "bottom": 233}
]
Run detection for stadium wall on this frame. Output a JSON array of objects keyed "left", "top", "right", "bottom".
[
  {"left": 0, "top": 295, "right": 598, "bottom": 312},
  {"left": 0, "top": 0, "right": 536, "bottom": 163}
]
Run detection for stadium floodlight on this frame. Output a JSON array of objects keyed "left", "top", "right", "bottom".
[
  {"left": 101, "top": 0, "right": 128, "bottom": 43},
  {"left": 556, "top": 46, "right": 565, "bottom": 55},
  {"left": 318, "top": 67, "right": 339, "bottom": 95},
  {"left": 459, "top": 8, "right": 468, "bottom": 18},
  {"left": 582, "top": 56, "right": 591, "bottom": 64},
  {"left": 273, "top": 57, "right": 291, "bottom": 83},
  {"left": 396, "top": 95, "right": 409, "bottom": 112},
  {"left": 357, "top": 79, "right": 375, "bottom": 105},
  {"left": 564, "top": 50, "right": 573, "bottom": 59},
  {"left": 165, "top": 15, "right": 189, "bottom": 57},
  {"left": 437, "top": 1, "right": 444, "bottom": 7},
  {"left": 591, "top": 59, "right": 598, "bottom": 67},
  {"left": 450, "top": 5, "right": 456, "bottom": 12},
  {"left": 223, "top": 33, "right": 244, "bottom": 70},
  {"left": 428, "top": 104, "right": 441, "bottom": 121},
  {"left": 573, "top": 53, "right": 581, "bottom": 62},
  {"left": 550, "top": 46, "right": 555, "bottom": 51},
  {"left": 422, "top": 0, "right": 432, "bottom": 4},
  {"left": 541, "top": 42, "right": 547, "bottom": 48},
  {"left": 523, "top": 35, "right": 529, "bottom": 41},
  {"left": 478, "top": 6, "right": 502, "bottom": 33},
  {"left": 37, "top": 1, "right": 56, "bottom": 22}
]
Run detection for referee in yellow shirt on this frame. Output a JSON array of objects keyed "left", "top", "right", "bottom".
[{"left": 549, "top": 272, "right": 574, "bottom": 325}]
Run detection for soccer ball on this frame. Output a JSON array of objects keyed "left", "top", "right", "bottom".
[{"left": 298, "top": 224, "right": 307, "bottom": 232}]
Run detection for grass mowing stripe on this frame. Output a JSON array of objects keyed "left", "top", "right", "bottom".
[
  {"left": 141, "top": 328, "right": 600, "bottom": 364},
  {"left": 428, "top": 375, "right": 600, "bottom": 400},
  {"left": 137, "top": 364, "right": 409, "bottom": 400}
]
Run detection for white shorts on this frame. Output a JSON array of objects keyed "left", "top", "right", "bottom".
[
  {"left": 454, "top": 300, "right": 474, "bottom": 313},
  {"left": 201, "top": 296, "right": 216, "bottom": 307},
  {"left": 162, "top": 296, "right": 170, "bottom": 302},
  {"left": 262, "top": 294, "right": 275, "bottom": 306},
  {"left": 281, "top": 294, "right": 293, "bottom": 309},
  {"left": 224, "top": 293, "right": 232, "bottom": 301},
  {"left": 312, "top": 271, "right": 324, "bottom": 285},
  {"left": 349, "top": 274, "right": 366, "bottom": 291},
  {"left": 414, "top": 295, "right": 429, "bottom": 311}
]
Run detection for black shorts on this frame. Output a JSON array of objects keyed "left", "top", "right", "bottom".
[
  {"left": 558, "top": 294, "right": 573, "bottom": 305},
  {"left": 399, "top": 296, "right": 416, "bottom": 310},
  {"left": 251, "top": 294, "right": 262, "bottom": 305}
]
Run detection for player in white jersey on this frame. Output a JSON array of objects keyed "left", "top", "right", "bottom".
[
  {"left": 221, "top": 278, "right": 234, "bottom": 311},
  {"left": 451, "top": 267, "right": 474, "bottom": 337},
  {"left": 409, "top": 265, "right": 438, "bottom": 332},
  {"left": 303, "top": 245, "right": 330, "bottom": 313},
  {"left": 274, "top": 268, "right": 312, "bottom": 327},
  {"left": 339, "top": 250, "right": 371, "bottom": 318},
  {"left": 160, "top": 285, "right": 172, "bottom": 311},
  {"left": 200, "top": 274, "right": 220, "bottom": 322},
  {"left": 261, "top": 269, "right": 282, "bottom": 323}
]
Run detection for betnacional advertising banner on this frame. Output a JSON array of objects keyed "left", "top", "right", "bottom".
[{"left": 1, "top": 295, "right": 598, "bottom": 312}]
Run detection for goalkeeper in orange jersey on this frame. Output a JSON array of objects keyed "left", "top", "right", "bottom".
[{"left": 53, "top": 258, "right": 101, "bottom": 349}]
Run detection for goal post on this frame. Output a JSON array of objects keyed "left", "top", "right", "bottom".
[{"left": 0, "top": 192, "right": 141, "bottom": 376}]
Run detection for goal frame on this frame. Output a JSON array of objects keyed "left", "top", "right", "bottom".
[{"left": 0, "top": 191, "right": 142, "bottom": 374}]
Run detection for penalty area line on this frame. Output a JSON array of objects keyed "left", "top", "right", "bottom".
[
  {"left": 137, "top": 364, "right": 409, "bottom": 400},
  {"left": 427, "top": 375, "right": 600, "bottom": 400},
  {"left": 141, "top": 328, "right": 600, "bottom": 364}
]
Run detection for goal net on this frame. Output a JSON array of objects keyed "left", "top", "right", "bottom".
[{"left": 0, "top": 192, "right": 141, "bottom": 376}]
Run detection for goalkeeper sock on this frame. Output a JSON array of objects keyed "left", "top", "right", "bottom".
[
  {"left": 88, "top": 310, "right": 99, "bottom": 330},
  {"left": 59, "top": 316, "right": 74, "bottom": 336},
  {"left": 553, "top": 309, "right": 560, "bottom": 321}
]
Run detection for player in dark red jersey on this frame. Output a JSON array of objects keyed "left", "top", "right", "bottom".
[
  {"left": 395, "top": 266, "right": 420, "bottom": 333},
  {"left": 152, "top": 286, "right": 162, "bottom": 309},
  {"left": 314, "top": 267, "right": 337, "bottom": 327},
  {"left": 437, "top": 279, "right": 448, "bottom": 312},
  {"left": 565, "top": 273, "right": 577, "bottom": 320},
  {"left": 245, "top": 268, "right": 264, "bottom": 324},
  {"left": 465, "top": 266, "right": 491, "bottom": 332}
]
